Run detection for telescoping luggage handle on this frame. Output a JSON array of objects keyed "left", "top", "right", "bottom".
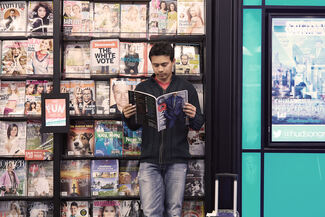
[{"left": 214, "top": 173, "right": 238, "bottom": 217}]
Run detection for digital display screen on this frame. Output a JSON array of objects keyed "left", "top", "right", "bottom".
[{"left": 271, "top": 17, "right": 325, "bottom": 142}]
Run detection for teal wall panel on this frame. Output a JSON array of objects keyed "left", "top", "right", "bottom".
[
  {"left": 242, "top": 9, "right": 262, "bottom": 150},
  {"left": 266, "top": 0, "right": 325, "bottom": 6},
  {"left": 243, "top": 0, "right": 262, "bottom": 6},
  {"left": 264, "top": 153, "right": 325, "bottom": 217},
  {"left": 242, "top": 153, "right": 261, "bottom": 217}
]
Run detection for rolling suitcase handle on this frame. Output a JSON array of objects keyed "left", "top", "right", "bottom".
[{"left": 207, "top": 173, "right": 238, "bottom": 217}]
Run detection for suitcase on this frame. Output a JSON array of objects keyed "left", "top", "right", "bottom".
[{"left": 206, "top": 173, "right": 239, "bottom": 217}]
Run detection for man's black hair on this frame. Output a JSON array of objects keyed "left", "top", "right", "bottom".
[
  {"left": 149, "top": 42, "right": 174, "bottom": 62},
  {"left": 71, "top": 201, "right": 78, "bottom": 208}
]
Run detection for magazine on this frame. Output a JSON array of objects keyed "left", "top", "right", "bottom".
[
  {"left": 94, "top": 3, "right": 120, "bottom": 37},
  {"left": 91, "top": 159, "right": 119, "bottom": 197},
  {"left": 27, "top": 161, "right": 53, "bottom": 197},
  {"left": 0, "top": 2, "right": 27, "bottom": 36},
  {"left": 182, "top": 200, "right": 205, "bottom": 217},
  {"left": 175, "top": 44, "right": 200, "bottom": 75},
  {"left": 177, "top": 0, "right": 205, "bottom": 35},
  {"left": 27, "top": 38, "right": 54, "bottom": 75},
  {"left": 69, "top": 80, "right": 96, "bottom": 115},
  {"left": 0, "top": 201, "right": 26, "bottom": 216},
  {"left": 25, "top": 80, "right": 47, "bottom": 115},
  {"left": 120, "top": 200, "right": 143, "bottom": 217},
  {"left": 25, "top": 120, "right": 53, "bottom": 160},
  {"left": 118, "top": 160, "right": 140, "bottom": 196},
  {"left": 64, "top": 42, "right": 90, "bottom": 78},
  {"left": 188, "top": 124, "right": 205, "bottom": 156},
  {"left": 110, "top": 78, "right": 141, "bottom": 115},
  {"left": 0, "top": 121, "right": 26, "bottom": 156},
  {"left": 90, "top": 39, "right": 120, "bottom": 75},
  {"left": 122, "top": 121, "right": 141, "bottom": 156},
  {"left": 96, "top": 81, "right": 110, "bottom": 115},
  {"left": 93, "top": 200, "right": 120, "bottom": 217},
  {"left": 185, "top": 160, "right": 204, "bottom": 197},
  {"left": 0, "top": 159, "right": 26, "bottom": 196},
  {"left": 27, "top": 201, "right": 53, "bottom": 217},
  {"left": 61, "top": 201, "right": 89, "bottom": 217},
  {"left": 193, "top": 83, "right": 203, "bottom": 112},
  {"left": 129, "top": 89, "right": 188, "bottom": 132},
  {"left": 0, "top": 81, "right": 25, "bottom": 115},
  {"left": 94, "top": 120, "right": 123, "bottom": 157},
  {"left": 1, "top": 40, "right": 29, "bottom": 75},
  {"left": 120, "top": 4, "right": 147, "bottom": 38},
  {"left": 67, "top": 120, "right": 94, "bottom": 156},
  {"left": 60, "top": 160, "right": 91, "bottom": 197},
  {"left": 27, "top": 1, "right": 53, "bottom": 36},
  {"left": 120, "top": 42, "right": 147, "bottom": 76}
]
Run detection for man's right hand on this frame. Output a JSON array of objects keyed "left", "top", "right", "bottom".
[{"left": 123, "top": 104, "right": 136, "bottom": 118}]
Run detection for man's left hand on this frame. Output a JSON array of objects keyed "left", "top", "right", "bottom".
[{"left": 183, "top": 103, "right": 196, "bottom": 118}]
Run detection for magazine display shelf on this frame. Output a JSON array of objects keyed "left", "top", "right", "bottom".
[{"left": 0, "top": 0, "right": 211, "bottom": 216}]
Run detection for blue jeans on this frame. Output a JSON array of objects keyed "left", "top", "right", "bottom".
[{"left": 139, "top": 162, "right": 188, "bottom": 217}]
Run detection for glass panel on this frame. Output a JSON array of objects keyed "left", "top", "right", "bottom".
[
  {"left": 242, "top": 153, "right": 261, "bottom": 217},
  {"left": 242, "top": 9, "right": 262, "bottom": 149},
  {"left": 265, "top": 153, "right": 325, "bottom": 217},
  {"left": 243, "top": 0, "right": 262, "bottom": 6},
  {"left": 266, "top": 0, "right": 325, "bottom": 6}
]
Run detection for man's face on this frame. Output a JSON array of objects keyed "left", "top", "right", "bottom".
[
  {"left": 82, "top": 89, "right": 92, "bottom": 102},
  {"left": 70, "top": 205, "right": 78, "bottom": 215},
  {"left": 113, "top": 84, "right": 132, "bottom": 109},
  {"left": 10, "top": 10, "right": 15, "bottom": 17},
  {"left": 181, "top": 55, "right": 188, "bottom": 65},
  {"left": 151, "top": 55, "right": 174, "bottom": 82}
]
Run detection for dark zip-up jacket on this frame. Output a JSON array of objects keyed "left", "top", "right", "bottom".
[{"left": 123, "top": 74, "right": 204, "bottom": 164}]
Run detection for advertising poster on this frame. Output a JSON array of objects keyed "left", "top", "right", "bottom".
[
  {"left": 45, "top": 98, "right": 66, "bottom": 127},
  {"left": 271, "top": 17, "right": 325, "bottom": 142}
]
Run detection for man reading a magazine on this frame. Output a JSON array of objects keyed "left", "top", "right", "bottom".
[{"left": 123, "top": 42, "right": 204, "bottom": 217}]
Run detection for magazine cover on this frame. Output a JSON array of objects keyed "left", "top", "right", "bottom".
[
  {"left": 60, "top": 80, "right": 70, "bottom": 94},
  {"left": 185, "top": 160, "right": 204, "bottom": 197},
  {"left": 149, "top": 0, "right": 177, "bottom": 35},
  {"left": 175, "top": 44, "right": 200, "bottom": 75},
  {"left": 147, "top": 43, "right": 154, "bottom": 75},
  {"left": 91, "top": 159, "right": 119, "bottom": 197},
  {"left": 0, "top": 201, "right": 27, "bottom": 216},
  {"left": 0, "top": 2, "right": 27, "bottom": 36},
  {"left": 118, "top": 160, "right": 139, "bottom": 196},
  {"left": 61, "top": 201, "right": 89, "bottom": 217},
  {"left": 0, "top": 121, "right": 26, "bottom": 156},
  {"left": 0, "top": 160, "right": 26, "bottom": 196},
  {"left": 45, "top": 81, "right": 53, "bottom": 94},
  {"left": 181, "top": 201, "right": 205, "bottom": 217},
  {"left": 64, "top": 42, "right": 90, "bottom": 78},
  {"left": 24, "top": 80, "right": 47, "bottom": 115},
  {"left": 25, "top": 120, "right": 53, "bottom": 160},
  {"left": 178, "top": 0, "right": 205, "bottom": 35},
  {"left": 122, "top": 121, "right": 141, "bottom": 156},
  {"left": 27, "top": 1, "right": 53, "bottom": 36},
  {"left": 188, "top": 124, "right": 205, "bottom": 156},
  {"left": 120, "top": 42, "right": 147, "bottom": 76},
  {"left": 27, "top": 161, "right": 53, "bottom": 197},
  {"left": 94, "top": 3, "right": 120, "bottom": 37},
  {"left": 110, "top": 78, "right": 141, "bottom": 115},
  {"left": 27, "top": 38, "right": 53, "bottom": 75},
  {"left": 90, "top": 39, "right": 119, "bottom": 75},
  {"left": 27, "top": 201, "right": 53, "bottom": 217},
  {"left": 96, "top": 81, "right": 110, "bottom": 115},
  {"left": 120, "top": 4, "right": 147, "bottom": 38},
  {"left": 0, "top": 81, "right": 25, "bottom": 115},
  {"left": 1, "top": 40, "right": 29, "bottom": 75},
  {"left": 63, "top": 1, "right": 91, "bottom": 36},
  {"left": 69, "top": 80, "right": 96, "bottom": 115},
  {"left": 93, "top": 200, "right": 120, "bottom": 217},
  {"left": 119, "top": 200, "right": 143, "bottom": 217},
  {"left": 94, "top": 120, "right": 123, "bottom": 157},
  {"left": 60, "top": 160, "right": 90, "bottom": 197},
  {"left": 67, "top": 120, "right": 94, "bottom": 156},
  {"left": 129, "top": 89, "right": 188, "bottom": 132}
]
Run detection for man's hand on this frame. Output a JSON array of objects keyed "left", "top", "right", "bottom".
[
  {"left": 123, "top": 104, "right": 136, "bottom": 118},
  {"left": 183, "top": 103, "right": 196, "bottom": 118}
]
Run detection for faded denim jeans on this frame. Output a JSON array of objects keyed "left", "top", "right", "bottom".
[{"left": 139, "top": 162, "right": 188, "bottom": 217}]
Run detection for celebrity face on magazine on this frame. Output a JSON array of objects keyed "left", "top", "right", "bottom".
[{"left": 151, "top": 55, "right": 175, "bottom": 82}]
